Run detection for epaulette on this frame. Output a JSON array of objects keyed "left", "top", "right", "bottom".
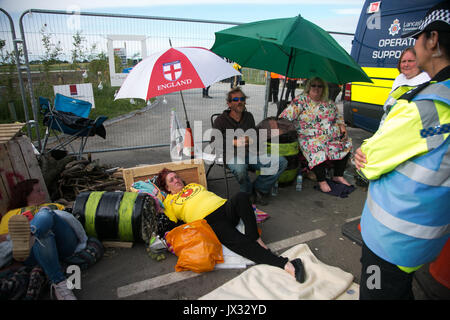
[{"left": 399, "top": 81, "right": 431, "bottom": 102}]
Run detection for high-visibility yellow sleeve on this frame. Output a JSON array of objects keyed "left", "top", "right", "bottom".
[{"left": 360, "top": 100, "right": 428, "bottom": 180}]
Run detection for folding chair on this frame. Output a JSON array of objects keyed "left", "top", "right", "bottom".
[
  {"left": 39, "top": 93, "right": 107, "bottom": 160},
  {"left": 205, "top": 113, "right": 234, "bottom": 199}
]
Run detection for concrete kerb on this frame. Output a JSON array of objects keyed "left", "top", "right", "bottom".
[{"left": 103, "top": 98, "right": 162, "bottom": 127}]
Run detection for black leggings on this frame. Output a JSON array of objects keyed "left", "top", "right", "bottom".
[
  {"left": 359, "top": 242, "right": 415, "bottom": 300},
  {"left": 312, "top": 153, "right": 350, "bottom": 182},
  {"left": 205, "top": 192, "right": 288, "bottom": 269}
]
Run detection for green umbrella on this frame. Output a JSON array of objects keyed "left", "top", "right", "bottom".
[{"left": 211, "top": 15, "right": 371, "bottom": 87}]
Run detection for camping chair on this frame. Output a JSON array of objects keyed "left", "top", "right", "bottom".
[
  {"left": 204, "top": 113, "right": 235, "bottom": 199},
  {"left": 39, "top": 93, "right": 107, "bottom": 160}
]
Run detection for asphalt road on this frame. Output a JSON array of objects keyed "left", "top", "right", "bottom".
[{"left": 72, "top": 83, "right": 440, "bottom": 302}]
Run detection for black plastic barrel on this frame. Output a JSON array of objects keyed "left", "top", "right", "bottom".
[
  {"left": 73, "top": 191, "right": 154, "bottom": 242},
  {"left": 266, "top": 130, "right": 300, "bottom": 186},
  {"left": 255, "top": 118, "right": 300, "bottom": 186}
]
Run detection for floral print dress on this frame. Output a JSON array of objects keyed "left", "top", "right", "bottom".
[{"left": 279, "top": 95, "right": 352, "bottom": 169}]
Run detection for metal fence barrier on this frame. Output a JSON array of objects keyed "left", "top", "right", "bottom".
[
  {"left": 0, "top": 9, "right": 33, "bottom": 138},
  {"left": 1, "top": 8, "right": 353, "bottom": 157}
]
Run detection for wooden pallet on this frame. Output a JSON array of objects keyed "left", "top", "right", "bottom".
[
  {"left": 121, "top": 159, "right": 207, "bottom": 191},
  {"left": 0, "top": 135, "right": 50, "bottom": 216},
  {"left": 0, "top": 123, "right": 26, "bottom": 144}
]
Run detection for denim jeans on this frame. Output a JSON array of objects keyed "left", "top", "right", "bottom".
[
  {"left": 226, "top": 154, "right": 287, "bottom": 194},
  {"left": 24, "top": 208, "right": 78, "bottom": 284}
]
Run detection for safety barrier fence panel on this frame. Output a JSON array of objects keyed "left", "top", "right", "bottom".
[
  {"left": 0, "top": 9, "right": 33, "bottom": 138},
  {"left": 1, "top": 9, "right": 353, "bottom": 156},
  {"left": 0, "top": 10, "right": 16, "bottom": 120},
  {"left": 17, "top": 9, "right": 247, "bottom": 154}
]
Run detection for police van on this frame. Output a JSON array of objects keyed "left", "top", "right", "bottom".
[{"left": 343, "top": 0, "right": 442, "bottom": 132}]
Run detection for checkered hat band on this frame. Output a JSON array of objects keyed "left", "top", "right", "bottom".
[{"left": 419, "top": 9, "right": 450, "bottom": 31}]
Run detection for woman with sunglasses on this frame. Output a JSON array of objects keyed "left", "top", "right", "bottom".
[{"left": 279, "top": 77, "right": 353, "bottom": 193}]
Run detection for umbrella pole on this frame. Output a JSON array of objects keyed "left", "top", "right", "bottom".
[
  {"left": 279, "top": 80, "right": 287, "bottom": 104},
  {"left": 179, "top": 90, "right": 189, "bottom": 126},
  {"left": 279, "top": 48, "right": 294, "bottom": 102},
  {"left": 179, "top": 90, "right": 194, "bottom": 159}
]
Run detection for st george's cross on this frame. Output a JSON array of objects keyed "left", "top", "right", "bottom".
[{"left": 163, "top": 61, "right": 182, "bottom": 81}]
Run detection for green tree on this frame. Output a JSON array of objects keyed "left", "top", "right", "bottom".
[
  {"left": 71, "top": 30, "right": 86, "bottom": 70},
  {"left": 88, "top": 51, "right": 109, "bottom": 86},
  {"left": 0, "top": 40, "right": 28, "bottom": 122},
  {"left": 40, "top": 25, "right": 62, "bottom": 74}
]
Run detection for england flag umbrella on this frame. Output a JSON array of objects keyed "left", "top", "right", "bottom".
[
  {"left": 115, "top": 46, "right": 240, "bottom": 158},
  {"left": 115, "top": 46, "right": 241, "bottom": 123}
]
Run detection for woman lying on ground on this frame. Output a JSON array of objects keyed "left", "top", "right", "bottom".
[
  {"left": 156, "top": 168, "right": 306, "bottom": 283},
  {"left": 0, "top": 179, "right": 88, "bottom": 300}
]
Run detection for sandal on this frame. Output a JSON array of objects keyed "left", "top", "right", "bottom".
[{"left": 8, "top": 215, "right": 32, "bottom": 262}]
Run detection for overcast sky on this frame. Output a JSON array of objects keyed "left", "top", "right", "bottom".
[
  {"left": 1, "top": 0, "right": 366, "bottom": 60},
  {"left": 2, "top": 0, "right": 365, "bottom": 34}
]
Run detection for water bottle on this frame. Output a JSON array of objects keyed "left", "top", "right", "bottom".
[
  {"left": 272, "top": 182, "right": 278, "bottom": 196},
  {"left": 296, "top": 174, "right": 303, "bottom": 191}
]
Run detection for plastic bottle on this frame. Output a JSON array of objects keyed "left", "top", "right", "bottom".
[
  {"left": 296, "top": 174, "right": 303, "bottom": 191},
  {"left": 272, "top": 182, "right": 278, "bottom": 196}
]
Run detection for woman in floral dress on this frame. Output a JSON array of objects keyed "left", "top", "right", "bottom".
[{"left": 279, "top": 77, "right": 352, "bottom": 193}]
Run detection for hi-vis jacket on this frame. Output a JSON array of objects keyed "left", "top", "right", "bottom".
[{"left": 359, "top": 79, "right": 450, "bottom": 270}]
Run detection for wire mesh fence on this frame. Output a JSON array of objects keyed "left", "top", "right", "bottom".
[
  {"left": 18, "top": 10, "right": 247, "bottom": 154},
  {"left": 0, "top": 9, "right": 23, "bottom": 123},
  {"left": 0, "top": 9, "right": 353, "bottom": 156}
]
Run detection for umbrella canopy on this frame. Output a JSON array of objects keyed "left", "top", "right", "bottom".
[
  {"left": 211, "top": 15, "right": 371, "bottom": 85},
  {"left": 115, "top": 46, "right": 241, "bottom": 101},
  {"left": 115, "top": 46, "right": 239, "bottom": 160}
]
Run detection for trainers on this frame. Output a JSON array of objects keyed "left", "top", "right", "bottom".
[
  {"left": 50, "top": 281, "right": 77, "bottom": 300},
  {"left": 8, "top": 214, "right": 32, "bottom": 262}
]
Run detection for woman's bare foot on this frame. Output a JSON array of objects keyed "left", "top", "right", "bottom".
[
  {"left": 333, "top": 176, "right": 351, "bottom": 186},
  {"left": 318, "top": 181, "right": 331, "bottom": 193},
  {"left": 284, "top": 261, "right": 296, "bottom": 278},
  {"left": 256, "top": 237, "right": 269, "bottom": 250}
]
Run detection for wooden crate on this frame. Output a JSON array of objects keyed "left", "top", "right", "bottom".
[
  {"left": 0, "top": 134, "right": 50, "bottom": 216},
  {"left": 122, "top": 159, "right": 207, "bottom": 191},
  {"left": 0, "top": 123, "right": 27, "bottom": 144}
]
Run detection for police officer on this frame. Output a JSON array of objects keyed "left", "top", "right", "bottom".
[{"left": 355, "top": 2, "right": 450, "bottom": 300}]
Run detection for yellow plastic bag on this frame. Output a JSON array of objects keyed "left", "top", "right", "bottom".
[{"left": 165, "top": 219, "right": 224, "bottom": 273}]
